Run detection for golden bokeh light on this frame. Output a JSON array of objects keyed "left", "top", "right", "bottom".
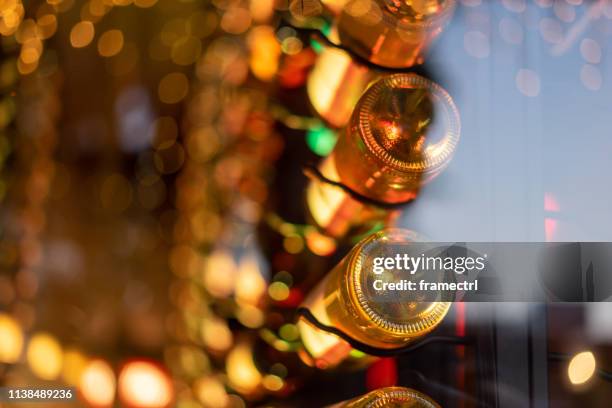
[
  {"left": 305, "top": 230, "right": 337, "bottom": 256},
  {"left": 88, "top": 0, "right": 111, "bottom": 17},
  {"left": 226, "top": 342, "right": 262, "bottom": 394},
  {"left": 158, "top": 72, "right": 189, "bottom": 104},
  {"left": 118, "top": 360, "right": 173, "bottom": 408},
  {"left": 262, "top": 374, "right": 284, "bottom": 392},
  {"left": 70, "top": 21, "right": 95, "bottom": 48},
  {"left": 250, "top": 0, "right": 275, "bottom": 23},
  {"left": 201, "top": 317, "right": 233, "bottom": 353},
  {"left": 62, "top": 348, "right": 89, "bottom": 386},
  {"left": 0, "top": 313, "right": 24, "bottom": 364},
  {"left": 568, "top": 351, "right": 597, "bottom": 386},
  {"left": 80, "top": 359, "right": 116, "bottom": 407},
  {"left": 247, "top": 26, "right": 280, "bottom": 81},
  {"left": 235, "top": 256, "right": 266, "bottom": 304},
  {"left": 0, "top": 0, "right": 24, "bottom": 37},
  {"left": 220, "top": 6, "right": 252, "bottom": 35},
  {"left": 98, "top": 29, "right": 124, "bottom": 57},
  {"left": 19, "top": 40, "right": 43, "bottom": 67},
  {"left": 194, "top": 376, "right": 229, "bottom": 408},
  {"left": 203, "top": 250, "right": 237, "bottom": 298},
  {"left": 235, "top": 304, "right": 264, "bottom": 329},
  {"left": 26, "top": 332, "right": 63, "bottom": 380},
  {"left": 36, "top": 14, "right": 57, "bottom": 39}
]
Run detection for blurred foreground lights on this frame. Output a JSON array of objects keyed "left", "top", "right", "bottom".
[
  {"left": 27, "top": 332, "right": 62, "bottom": 380},
  {"left": 236, "top": 304, "right": 264, "bottom": 329},
  {"left": 118, "top": 360, "right": 173, "bottom": 408},
  {"left": 204, "top": 250, "right": 237, "bottom": 298},
  {"left": 305, "top": 230, "right": 336, "bottom": 256},
  {"left": 0, "top": 313, "right": 23, "bottom": 363},
  {"left": 80, "top": 359, "right": 116, "bottom": 407},
  {"left": 262, "top": 374, "right": 284, "bottom": 392},
  {"left": 268, "top": 281, "right": 290, "bottom": 301},
  {"left": 226, "top": 342, "right": 262, "bottom": 395},
  {"left": 62, "top": 349, "right": 88, "bottom": 386},
  {"left": 247, "top": 26, "right": 280, "bottom": 81},
  {"left": 70, "top": 21, "right": 95, "bottom": 48},
  {"left": 235, "top": 255, "right": 266, "bottom": 304},
  {"left": 98, "top": 29, "right": 124, "bottom": 57},
  {"left": 568, "top": 351, "right": 596, "bottom": 386},
  {"left": 194, "top": 376, "right": 229, "bottom": 408},
  {"left": 201, "top": 317, "right": 233, "bottom": 353},
  {"left": 158, "top": 72, "right": 189, "bottom": 104}
]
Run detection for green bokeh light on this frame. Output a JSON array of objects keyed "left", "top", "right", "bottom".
[{"left": 306, "top": 126, "right": 337, "bottom": 156}]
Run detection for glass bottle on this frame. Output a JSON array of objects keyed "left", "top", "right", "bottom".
[
  {"left": 306, "top": 73, "right": 460, "bottom": 238},
  {"left": 330, "top": 386, "right": 440, "bottom": 407},
  {"left": 338, "top": 0, "right": 456, "bottom": 68},
  {"left": 297, "top": 229, "right": 451, "bottom": 368}
]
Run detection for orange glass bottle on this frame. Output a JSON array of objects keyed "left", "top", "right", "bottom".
[
  {"left": 338, "top": 0, "right": 456, "bottom": 68},
  {"left": 306, "top": 73, "right": 460, "bottom": 238},
  {"left": 330, "top": 386, "right": 440, "bottom": 407},
  {"left": 308, "top": 1, "right": 456, "bottom": 128}
]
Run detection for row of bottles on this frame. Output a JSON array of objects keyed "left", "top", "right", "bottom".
[{"left": 250, "top": 0, "right": 460, "bottom": 405}]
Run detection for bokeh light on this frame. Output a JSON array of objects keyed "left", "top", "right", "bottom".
[
  {"left": 568, "top": 351, "right": 597, "bottom": 386},
  {"left": 98, "top": 29, "right": 124, "bottom": 57},
  {"left": 194, "top": 376, "right": 229, "bottom": 408},
  {"left": 70, "top": 21, "right": 95, "bottom": 48},
  {"left": 0, "top": 313, "right": 23, "bottom": 363},
  {"left": 158, "top": 72, "right": 189, "bottom": 104},
  {"left": 516, "top": 68, "right": 541, "bottom": 97},
  {"left": 226, "top": 342, "right": 262, "bottom": 395},
  {"left": 26, "top": 332, "right": 62, "bottom": 380},
  {"left": 62, "top": 348, "right": 89, "bottom": 386},
  {"left": 80, "top": 359, "right": 116, "bottom": 407},
  {"left": 118, "top": 360, "right": 173, "bottom": 408}
]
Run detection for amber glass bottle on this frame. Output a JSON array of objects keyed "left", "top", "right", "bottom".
[
  {"left": 331, "top": 386, "right": 440, "bottom": 407},
  {"left": 309, "top": 1, "right": 456, "bottom": 127},
  {"left": 338, "top": 0, "right": 456, "bottom": 68},
  {"left": 297, "top": 229, "right": 450, "bottom": 368},
  {"left": 307, "top": 73, "right": 460, "bottom": 238}
]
